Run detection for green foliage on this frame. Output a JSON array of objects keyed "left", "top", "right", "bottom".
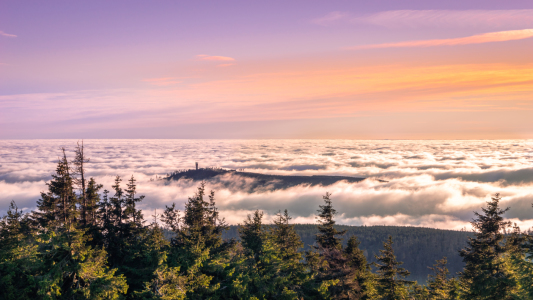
[
  {"left": 373, "top": 236, "right": 414, "bottom": 300},
  {"left": 459, "top": 194, "right": 515, "bottom": 300},
  {"left": 316, "top": 192, "right": 346, "bottom": 250},
  {"left": 6, "top": 144, "right": 533, "bottom": 300},
  {"left": 166, "top": 183, "right": 232, "bottom": 299},
  {"left": 35, "top": 149, "right": 78, "bottom": 229},
  {"left": 426, "top": 257, "right": 449, "bottom": 299}
]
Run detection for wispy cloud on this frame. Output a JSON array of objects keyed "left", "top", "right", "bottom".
[
  {"left": 143, "top": 77, "right": 182, "bottom": 86},
  {"left": 346, "top": 29, "right": 533, "bottom": 50},
  {"left": 314, "top": 10, "right": 533, "bottom": 29},
  {"left": 0, "top": 30, "right": 17, "bottom": 38},
  {"left": 196, "top": 54, "right": 235, "bottom": 61}
]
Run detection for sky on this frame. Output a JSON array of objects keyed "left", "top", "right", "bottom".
[{"left": 2, "top": 0, "right": 533, "bottom": 139}]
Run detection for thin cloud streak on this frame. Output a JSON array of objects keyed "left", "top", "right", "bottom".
[
  {"left": 347, "top": 29, "right": 533, "bottom": 50},
  {"left": 0, "top": 30, "right": 17, "bottom": 38},
  {"left": 196, "top": 54, "right": 235, "bottom": 61}
]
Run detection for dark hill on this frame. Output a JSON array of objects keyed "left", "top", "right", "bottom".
[{"left": 166, "top": 168, "right": 367, "bottom": 192}]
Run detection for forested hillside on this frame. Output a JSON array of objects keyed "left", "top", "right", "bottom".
[
  {"left": 2, "top": 144, "right": 533, "bottom": 299},
  {"left": 166, "top": 168, "right": 366, "bottom": 192},
  {"left": 223, "top": 225, "right": 472, "bottom": 283}
]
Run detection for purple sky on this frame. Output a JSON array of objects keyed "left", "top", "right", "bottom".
[{"left": 2, "top": 0, "right": 533, "bottom": 139}]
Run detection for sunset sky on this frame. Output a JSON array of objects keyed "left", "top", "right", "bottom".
[{"left": 2, "top": 0, "right": 533, "bottom": 139}]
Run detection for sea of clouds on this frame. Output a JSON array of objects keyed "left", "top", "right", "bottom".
[{"left": 1, "top": 139, "right": 533, "bottom": 231}]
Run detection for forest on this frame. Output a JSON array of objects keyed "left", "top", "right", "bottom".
[
  {"left": 220, "top": 225, "right": 473, "bottom": 283},
  {"left": 1, "top": 143, "right": 533, "bottom": 300}
]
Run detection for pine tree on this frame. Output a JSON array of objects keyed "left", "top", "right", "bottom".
[
  {"left": 459, "top": 193, "right": 514, "bottom": 300},
  {"left": 374, "top": 236, "right": 414, "bottom": 300}
]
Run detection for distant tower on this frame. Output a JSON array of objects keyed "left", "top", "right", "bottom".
[{"left": 196, "top": 162, "right": 198, "bottom": 170}]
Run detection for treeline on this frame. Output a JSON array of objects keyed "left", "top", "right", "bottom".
[
  {"left": 1, "top": 144, "right": 533, "bottom": 299},
  {"left": 221, "top": 225, "right": 473, "bottom": 283}
]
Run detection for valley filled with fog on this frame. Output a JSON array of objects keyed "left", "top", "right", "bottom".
[{"left": 2, "top": 139, "right": 533, "bottom": 230}]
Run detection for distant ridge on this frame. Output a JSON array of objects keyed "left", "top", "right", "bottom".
[{"left": 166, "top": 167, "right": 369, "bottom": 192}]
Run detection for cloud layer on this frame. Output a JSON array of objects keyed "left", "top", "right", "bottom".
[{"left": 1, "top": 140, "right": 533, "bottom": 230}]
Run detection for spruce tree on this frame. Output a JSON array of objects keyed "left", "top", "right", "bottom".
[
  {"left": 374, "top": 236, "right": 413, "bottom": 300},
  {"left": 316, "top": 192, "right": 346, "bottom": 250},
  {"left": 312, "top": 193, "right": 357, "bottom": 299},
  {"left": 427, "top": 257, "right": 451, "bottom": 300},
  {"left": 345, "top": 235, "right": 374, "bottom": 299},
  {"left": 34, "top": 148, "right": 78, "bottom": 229},
  {"left": 459, "top": 194, "right": 514, "bottom": 300},
  {"left": 85, "top": 178, "right": 102, "bottom": 227},
  {"left": 0, "top": 201, "right": 39, "bottom": 299},
  {"left": 35, "top": 224, "right": 128, "bottom": 299},
  {"left": 124, "top": 175, "right": 144, "bottom": 227},
  {"left": 72, "top": 140, "right": 90, "bottom": 226},
  {"left": 239, "top": 210, "right": 265, "bottom": 260},
  {"left": 167, "top": 183, "right": 231, "bottom": 299},
  {"left": 271, "top": 210, "right": 307, "bottom": 297},
  {"left": 503, "top": 224, "right": 531, "bottom": 299},
  {"left": 235, "top": 210, "right": 280, "bottom": 298}
]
